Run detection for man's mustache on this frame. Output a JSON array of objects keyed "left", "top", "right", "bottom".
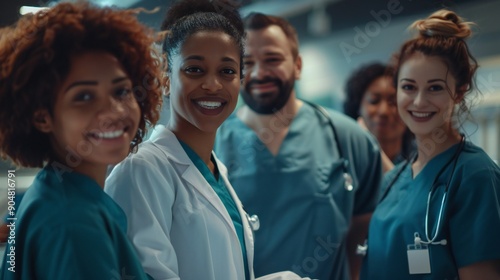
[{"left": 246, "top": 77, "right": 282, "bottom": 88}]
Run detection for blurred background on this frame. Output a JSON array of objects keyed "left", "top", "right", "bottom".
[{"left": 0, "top": 0, "right": 499, "bottom": 221}]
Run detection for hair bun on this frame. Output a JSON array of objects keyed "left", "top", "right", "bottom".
[
  {"left": 161, "top": 0, "right": 243, "bottom": 35},
  {"left": 410, "top": 9, "right": 473, "bottom": 40}
]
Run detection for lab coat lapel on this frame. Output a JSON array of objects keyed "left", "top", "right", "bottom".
[
  {"left": 150, "top": 126, "right": 237, "bottom": 236},
  {"left": 180, "top": 165, "right": 236, "bottom": 232},
  {"left": 216, "top": 154, "right": 255, "bottom": 279}
]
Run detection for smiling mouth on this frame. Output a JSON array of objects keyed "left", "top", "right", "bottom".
[
  {"left": 411, "top": 111, "right": 435, "bottom": 118},
  {"left": 196, "top": 100, "right": 223, "bottom": 109},
  {"left": 250, "top": 83, "right": 278, "bottom": 94},
  {"left": 88, "top": 128, "right": 128, "bottom": 140}
]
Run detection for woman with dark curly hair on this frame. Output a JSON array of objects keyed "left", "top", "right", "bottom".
[
  {"left": 0, "top": 3, "right": 163, "bottom": 279},
  {"left": 344, "top": 62, "right": 413, "bottom": 172}
]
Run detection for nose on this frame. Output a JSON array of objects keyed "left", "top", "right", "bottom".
[
  {"left": 201, "top": 75, "right": 223, "bottom": 93},
  {"left": 377, "top": 100, "right": 390, "bottom": 115},
  {"left": 248, "top": 62, "right": 268, "bottom": 80},
  {"left": 99, "top": 95, "right": 128, "bottom": 127},
  {"left": 413, "top": 90, "right": 428, "bottom": 107}
]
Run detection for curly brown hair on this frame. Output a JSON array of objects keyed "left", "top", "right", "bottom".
[{"left": 0, "top": 2, "right": 164, "bottom": 168}]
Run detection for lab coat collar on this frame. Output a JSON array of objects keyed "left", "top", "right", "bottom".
[
  {"left": 149, "top": 125, "right": 255, "bottom": 277},
  {"left": 148, "top": 125, "right": 239, "bottom": 238}
]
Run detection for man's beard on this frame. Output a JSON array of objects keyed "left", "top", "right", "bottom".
[{"left": 241, "top": 76, "right": 295, "bottom": 115}]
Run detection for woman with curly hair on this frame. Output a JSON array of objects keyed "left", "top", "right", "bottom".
[
  {"left": 344, "top": 62, "right": 414, "bottom": 173},
  {"left": 0, "top": 3, "right": 163, "bottom": 279}
]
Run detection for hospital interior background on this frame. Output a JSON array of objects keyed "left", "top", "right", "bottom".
[{"left": 1, "top": 0, "right": 499, "bottom": 256}]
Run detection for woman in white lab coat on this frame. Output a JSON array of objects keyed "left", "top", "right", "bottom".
[{"left": 105, "top": 0, "right": 309, "bottom": 279}]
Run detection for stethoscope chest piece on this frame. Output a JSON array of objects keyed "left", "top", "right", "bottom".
[
  {"left": 304, "top": 101, "right": 354, "bottom": 192},
  {"left": 344, "top": 172, "right": 353, "bottom": 191},
  {"left": 343, "top": 160, "right": 353, "bottom": 191},
  {"left": 247, "top": 214, "right": 260, "bottom": 231}
]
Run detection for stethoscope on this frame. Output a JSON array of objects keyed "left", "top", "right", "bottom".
[
  {"left": 302, "top": 100, "right": 354, "bottom": 192},
  {"left": 381, "top": 134, "right": 466, "bottom": 246},
  {"left": 246, "top": 214, "right": 260, "bottom": 231}
]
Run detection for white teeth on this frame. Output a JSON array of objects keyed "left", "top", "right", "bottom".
[
  {"left": 412, "top": 112, "right": 433, "bottom": 118},
  {"left": 197, "top": 101, "right": 222, "bottom": 109},
  {"left": 95, "top": 130, "right": 124, "bottom": 139}
]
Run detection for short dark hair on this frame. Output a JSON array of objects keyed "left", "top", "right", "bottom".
[
  {"left": 0, "top": 3, "right": 163, "bottom": 167},
  {"left": 343, "top": 62, "right": 394, "bottom": 119},
  {"left": 161, "top": 0, "right": 244, "bottom": 78},
  {"left": 243, "top": 12, "right": 299, "bottom": 58}
]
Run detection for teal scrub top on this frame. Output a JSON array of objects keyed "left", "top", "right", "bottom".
[
  {"left": 361, "top": 141, "right": 500, "bottom": 279},
  {"left": 1, "top": 166, "right": 150, "bottom": 280},
  {"left": 179, "top": 141, "right": 249, "bottom": 280},
  {"left": 3, "top": 193, "right": 24, "bottom": 224},
  {"left": 215, "top": 103, "right": 382, "bottom": 280}
]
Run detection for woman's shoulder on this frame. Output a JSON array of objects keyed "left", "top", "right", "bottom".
[
  {"left": 112, "top": 136, "right": 178, "bottom": 174},
  {"left": 460, "top": 142, "right": 499, "bottom": 170},
  {"left": 105, "top": 133, "right": 186, "bottom": 197},
  {"left": 16, "top": 180, "right": 109, "bottom": 235}
]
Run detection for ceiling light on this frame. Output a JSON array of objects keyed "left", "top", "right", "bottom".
[{"left": 20, "top": 6, "right": 49, "bottom": 15}]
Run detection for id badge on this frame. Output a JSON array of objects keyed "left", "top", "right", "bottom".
[{"left": 407, "top": 244, "right": 431, "bottom": 274}]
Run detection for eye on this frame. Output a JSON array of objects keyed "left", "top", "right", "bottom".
[
  {"left": 265, "top": 57, "right": 282, "bottom": 64},
  {"left": 115, "top": 88, "right": 132, "bottom": 99},
  {"left": 388, "top": 97, "right": 397, "bottom": 106},
  {"left": 429, "top": 84, "right": 444, "bottom": 92},
  {"left": 221, "top": 68, "right": 237, "bottom": 75},
  {"left": 243, "top": 60, "right": 254, "bottom": 67},
  {"left": 184, "top": 67, "right": 203, "bottom": 74},
  {"left": 401, "top": 84, "right": 416, "bottom": 91},
  {"left": 366, "top": 97, "right": 381, "bottom": 105},
  {"left": 73, "top": 91, "right": 93, "bottom": 102}
]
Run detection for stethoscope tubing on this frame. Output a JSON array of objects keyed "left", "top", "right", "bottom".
[
  {"left": 301, "top": 100, "right": 354, "bottom": 192},
  {"left": 381, "top": 135, "right": 466, "bottom": 245}
]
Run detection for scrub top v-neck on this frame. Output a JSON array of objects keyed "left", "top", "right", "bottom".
[
  {"left": 215, "top": 103, "right": 382, "bottom": 279},
  {"left": 179, "top": 140, "right": 249, "bottom": 280}
]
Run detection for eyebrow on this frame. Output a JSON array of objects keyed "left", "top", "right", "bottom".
[
  {"left": 185, "top": 55, "right": 204, "bottom": 61},
  {"left": 427, "top": 79, "right": 446, "bottom": 83},
  {"left": 185, "top": 55, "right": 238, "bottom": 64},
  {"left": 243, "top": 51, "right": 284, "bottom": 59},
  {"left": 399, "top": 78, "right": 415, "bottom": 83},
  {"left": 399, "top": 78, "right": 447, "bottom": 84},
  {"left": 64, "top": 76, "right": 129, "bottom": 93}
]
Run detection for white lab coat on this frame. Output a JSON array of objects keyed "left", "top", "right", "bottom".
[{"left": 105, "top": 125, "right": 309, "bottom": 280}]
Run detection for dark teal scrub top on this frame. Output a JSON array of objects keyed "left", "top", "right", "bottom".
[
  {"left": 0, "top": 165, "right": 151, "bottom": 280},
  {"left": 215, "top": 103, "right": 382, "bottom": 280},
  {"left": 361, "top": 141, "right": 500, "bottom": 279}
]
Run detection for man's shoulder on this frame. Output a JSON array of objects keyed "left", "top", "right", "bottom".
[
  {"left": 219, "top": 112, "right": 241, "bottom": 129},
  {"left": 217, "top": 112, "right": 246, "bottom": 142},
  {"left": 319, "top": 106, "right": 376, "bottom": 145}
]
